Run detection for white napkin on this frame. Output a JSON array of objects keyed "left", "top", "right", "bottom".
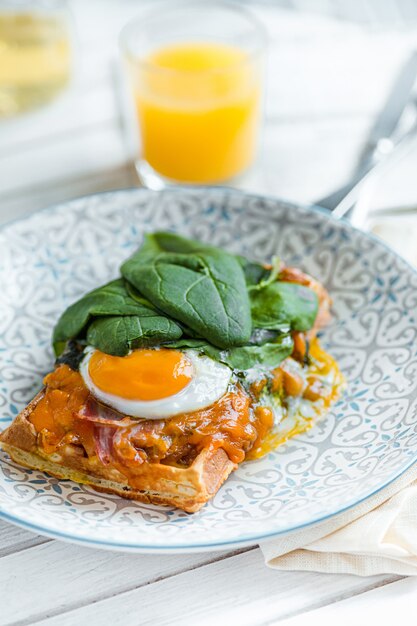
[{"left": 260, "top": 463, "right": 417, "bottom": 576}]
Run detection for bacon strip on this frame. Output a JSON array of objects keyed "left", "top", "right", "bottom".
[
  {"left": 75, "top": 398, "right": 134, "bottom": 464},
  {"left": 76, "top": 397, "right": 132, "bottom": 428},
  {"left": 94, "top": 424, "right": 115, "bottom": 465}
]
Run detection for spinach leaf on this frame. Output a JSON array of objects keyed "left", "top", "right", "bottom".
[
  {"left": 225, "top": 334, "right": 294, "bottom": 370},
  {"left": 86, "top": 315, "right": 183, "bottom": 357},
  {"left": 251, "top": 281, "right": 318, "bottom": 332},
  {"left": 237, "top": 256, "right": 271, "bottom": 288},
  {"left": 121, "top": 232, "right": 252, "bottom": 349},
  {"left": 166, "top": 332, "right": 293, "bottom": 371},
  {"left": 125, "top": 281, "right": 158, "bottom": 309},
  {"left": 52, "top": 278, "right": 182, "bottom": 356},
  {"left": 162, "top": 338, "right": 223, "bottom": 362},
  {"left": 237, "top": 255, "right": 282, "bottom": 292}
]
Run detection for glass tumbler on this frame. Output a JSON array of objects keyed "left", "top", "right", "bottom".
[
  {"left": 119, "top": 0, "right": 266, "bottom": 188},
  {"left": 0, "top": 0, "right": 73, "bottom": 117}
]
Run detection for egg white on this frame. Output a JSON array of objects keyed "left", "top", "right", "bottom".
[{"left": 79, "top": 347, "right": 232, "bottom": 419}]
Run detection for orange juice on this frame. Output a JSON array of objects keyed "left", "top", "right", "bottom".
[{"left": 132, "top": 42, "right": 262, "bottom": 183}]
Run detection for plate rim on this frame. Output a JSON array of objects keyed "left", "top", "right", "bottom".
[
  {"left": 0, "top": 457, "right": 416, "bottom": 553},
  {"left": 1, "top": 185, "right": 417, "bottom": 553}
]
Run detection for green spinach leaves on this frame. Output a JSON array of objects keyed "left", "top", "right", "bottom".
[
  {"left": 53, "top": 279, "right": 182, "bottom": 356},
  {"left": 250, "top": 281, "right": 319, "bottom": 332},
  {"left": 165, "top": 331, "right": 294, "bottom": 371},
  {"left": 86, "top": 314, "right": 182, "bottom": 356},
  {"left": 53, "top": 231, "right": 320, "bottom": 370},
  {"left": 121, "top": 232, "right": 252, "bottom": 348}
]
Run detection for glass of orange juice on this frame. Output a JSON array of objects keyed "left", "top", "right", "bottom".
[{"left": 120, "top": 1, "right": 266, "bottom": 188}]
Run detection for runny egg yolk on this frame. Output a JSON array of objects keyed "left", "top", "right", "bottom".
[{"left": 88, "top": 349, "right": 193, "bottom": 401}]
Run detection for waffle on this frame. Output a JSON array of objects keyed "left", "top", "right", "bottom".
[{"left": 0, "top": 392, "right": 236, "bottom": 513}]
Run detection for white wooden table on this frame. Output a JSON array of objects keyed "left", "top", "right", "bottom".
[{"left": 1, "top": 2, "right": 417, "bottom": 624}]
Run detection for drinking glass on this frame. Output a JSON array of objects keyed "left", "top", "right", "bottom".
[
  {"left": 120, "top": 0, "right": 266, "bottom": 188},
  {"left": 0, "top": 0, "right": 73, "bottom": 117}
]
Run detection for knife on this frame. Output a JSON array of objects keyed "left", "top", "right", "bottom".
[{"left": 315, "top": 50, "right": 417, "bottom": 213}]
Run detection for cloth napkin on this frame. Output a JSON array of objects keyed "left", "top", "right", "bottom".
[{"left": 260, "top": 463, "right": 417, "bottom": 576}]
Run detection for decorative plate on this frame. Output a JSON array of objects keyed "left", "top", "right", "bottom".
[{"left": 1, "top": 187, "right": 417, "bottom": 553}]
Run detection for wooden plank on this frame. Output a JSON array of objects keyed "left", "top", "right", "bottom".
[
  {"left": 0, "top": 84, "right": 118, "bottom": 158},
  {"left": 0, "top": 519, "right": 48, "bottom": 557},
  {"left": 0, "top": 115, "right": 369, "bottom": 221},
  {"left": 290, "top": 0, "right": 417, "bottom": 26},
  {"left": 0, "top": 539, "right": 239, "bottom": 626},
  {"left": 30, "top": 549, "right": 395, "bottom": 626},
  {"left": 249, "top": 116, "right": 370, "bottom": 202},
  {"left": 279, "top": 576, "right": 417, "bottom": 625},
  {"left": 0, "top": 124, "right": 129, "bottom": 196},
  {"left": 0, "top": 163, "right": 138, "bottom": 226},
  {"left": 265, "top": 25, "right": 413, "bottom": 120}
]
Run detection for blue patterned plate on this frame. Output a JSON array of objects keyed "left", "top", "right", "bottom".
[{"left": 1, "top": 187, "right": 417, "bottom": 553}]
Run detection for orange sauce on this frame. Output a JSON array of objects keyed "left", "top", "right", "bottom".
[
  {"left": 30, "top": 366, "right": 88, "bottom": 435},
  {"left": 28, "top": 339, "right": 344, "bottom": 470},
  {"left": 111, "top": 390, "right": 273, "bottom": 466},
  {"left": 29, "top": 364, "right": 273, "bottom": 467},
  {"left": 247, "top": 338, "right": 345, "bottom": 459}
]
